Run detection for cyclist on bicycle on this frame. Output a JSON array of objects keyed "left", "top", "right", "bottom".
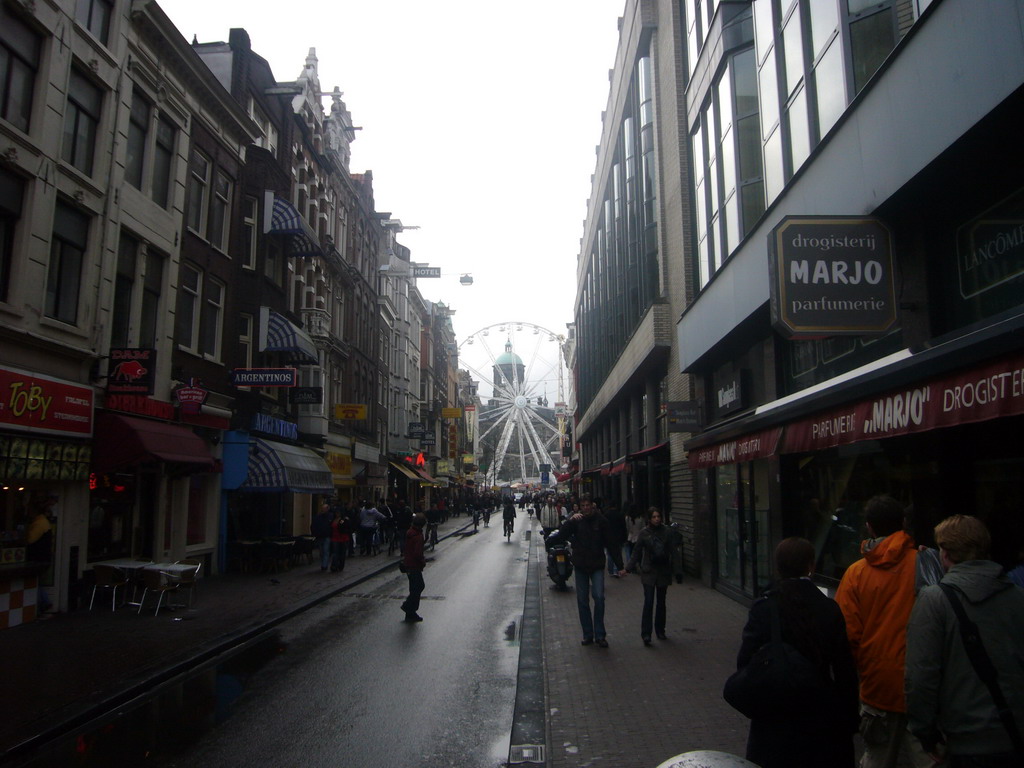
[
  {"left": 502, "top": 498, "right": 517, "bottom": 538},
  {"left": 425, "top": 503, "right": 441, "bottom": 549}
]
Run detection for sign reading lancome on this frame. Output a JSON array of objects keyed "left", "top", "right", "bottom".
[{"left": 768, "top": 216, "right": 897, "bottom": 338}]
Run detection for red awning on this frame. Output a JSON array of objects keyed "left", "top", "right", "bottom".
[
  {"left": 687, "top": 428, "right": 783, "bottom": 470},
  {"left": 781, "top": 350, "right": 1024, "bottom": 454},
  {"left": 609, "top": 461, "right": 630, "bottom": 475},
  {"left": 629, "top": 441, "right": 668, "bottom": 459},
  {"left": 92, "top": 413, "right": 214, "bottom": 473}
]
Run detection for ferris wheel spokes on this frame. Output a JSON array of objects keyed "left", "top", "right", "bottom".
[{"left": 492, "top": 407, "right": 519, "bottom": 485}]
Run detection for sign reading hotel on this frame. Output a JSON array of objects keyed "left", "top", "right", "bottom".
[
  {"left": 768, "top": 216, "right": 897, "bottom": 338},
  {"left": 0, "top": 365, "right": 94, "bottom": 438},
  {"left": 231, "top": 368, "right": 297, "bottom": 387}
]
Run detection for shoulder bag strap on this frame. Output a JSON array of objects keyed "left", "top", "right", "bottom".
[{"left": 939, "top": 583, "right": 1024, "bottom": 755}]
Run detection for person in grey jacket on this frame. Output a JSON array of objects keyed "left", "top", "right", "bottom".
[
  {"left": 905, "top": 514, "right": 1024, "bottom": 767},
  {"left": 621, "top": 507, "right": 675, "bottom": 645}
]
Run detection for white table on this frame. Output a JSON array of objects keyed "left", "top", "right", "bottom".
[{"left": 91, "top": 559, "right": 198, "bottom": 607}]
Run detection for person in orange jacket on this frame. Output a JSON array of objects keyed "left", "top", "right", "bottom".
[{"left": 835, "top": 494, "right": 931, "bottom": 768}]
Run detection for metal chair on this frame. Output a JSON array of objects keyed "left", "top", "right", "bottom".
[
  {"left": 89, "top": 565, "right": 129, "bottom": 611},
  {"left": 292, "top": 536, "right": 315, "bottom": 565},
  {"left": 136, "top": 568, "right": 179, "bottom": 616},
  {"left": 170, "top": 559, "right": 202, "bottom": 608}
]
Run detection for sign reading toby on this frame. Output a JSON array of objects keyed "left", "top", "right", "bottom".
[{"left": 768, "top": 216, "right": 896, "bottom": 338}]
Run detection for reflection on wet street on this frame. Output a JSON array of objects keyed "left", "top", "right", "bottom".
[{"left": 14, "top": 522, "right": 531, "bottom": 768}]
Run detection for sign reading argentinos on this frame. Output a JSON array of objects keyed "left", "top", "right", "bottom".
[{"left": 768, "top": 216, "right": 897, "bottom": 338}]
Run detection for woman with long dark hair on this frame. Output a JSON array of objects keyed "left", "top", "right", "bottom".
[{"left": 735, "top": 537, "right": 859, "bottom": 768}]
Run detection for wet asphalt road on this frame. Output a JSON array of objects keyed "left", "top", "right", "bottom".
[{"left": 153, "top": 520, "right": 532, "bottom": 768}]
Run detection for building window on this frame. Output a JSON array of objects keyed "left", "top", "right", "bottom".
[
  {"left": 248, "top": 97, "right": 278, "bottom": 157},
  {"left": 0, "top": 169, "right": 22, "bottom": 303},
  {"left": 61, "top": 68, "right": 103, "bottom": 176},
  {"left": 849, "top": 2, "right": 895, "bottom": 94},
  {"left": 176, "top": 265, "right": 222, "bottom": 359},
  {"left": 46, "top": 202, "right": 90, "bottom": 325},
  {"left": 75, "top": 0, "right": 113, "bottom": 46},
  {"left": 0, "top": 6, "right": 39, "bottom": 134},
  {"left": 199, "top": 277, "right": 223, "bottom": 359},
  {"left": 265, "top": 237, "right": 282, "bottom": 285},
  {"left": 141, "top": 249, "right": 163, "bottom": 348},
  {"left": 152, "top": 115, "right": 176, "bottom": 208},
  {"left": 208, "top": 172, "right": 231, "bottom": 251},
  {"left": 241, "top": 196, "right": 257, "bottom": 269},
  {"left": 126, "top": 87, "right": 177, "bottom": 208},
  {"left": 175, "top": 263, "right": 201, "bottom": 351},
  {"left": 238, "top": 313, "right": 253, "bottom": 371},
  {"left": 111, "top": 232, "right": 138, "bottom": 349},
  {"left": 112, "top": 231, "right": 164, "bottom": 349},
  {"left": 125, "top": 92, "right": 149, "bottom": 189},
  {"left": 186, "top": 149, "right": 210, "bottom": 234}
]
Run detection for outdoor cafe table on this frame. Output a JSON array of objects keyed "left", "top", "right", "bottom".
[
  {"left": 91, "top": 559, "right": 199, "bottom": 607},
  {"left": 91, "top": 559, "right": 197, "bottom": 576}
]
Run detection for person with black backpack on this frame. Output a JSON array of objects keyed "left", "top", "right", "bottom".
[{"left": 620, "top": 507, "right": 676, "bottom": 645}]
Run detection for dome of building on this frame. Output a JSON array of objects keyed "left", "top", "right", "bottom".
[{"left": 495, "top": 342, "right": 523, "bottom": 368}]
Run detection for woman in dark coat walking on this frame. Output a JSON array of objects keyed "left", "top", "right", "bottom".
[
  {"left": 400, "top": 513, "right": 427, "bottom": 622},
  {"left": 621, "top": 507, "right": 676, "bottom": 644},
  {"left": 735, "top": 537, "right": 859, "bottom": 768}
]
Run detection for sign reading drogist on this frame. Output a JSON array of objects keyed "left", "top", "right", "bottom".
[{"left": 768, "top": 216, "right": 897, "bottom": 338}]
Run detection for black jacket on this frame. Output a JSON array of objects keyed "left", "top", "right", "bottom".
[
  {"left": 737, "top": 578, "right": 859, "bottom": 768},
  {"left": 549, "top": 512, "right": 623, "bottom": 573}
]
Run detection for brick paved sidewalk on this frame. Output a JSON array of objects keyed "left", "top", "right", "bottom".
[
  {"left": 540, "top": 547, "right": 751, "bottom": 768},
  {"left": 0, "top": 517, "right": 474, "bottom": 760}
]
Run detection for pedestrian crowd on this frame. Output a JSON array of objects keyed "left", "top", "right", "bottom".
[
  {"left": 725, "top": 494, "right": 1024, "bottom": 768},
  {"left": 313, "top": 488, "right": 1024, "bottom": 768}
]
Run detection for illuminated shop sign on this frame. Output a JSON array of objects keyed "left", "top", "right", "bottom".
[
  {"left": 106, "top": 348, "right": 156, "bottom": 395},
  {"left": 0, "top": 366, "right": 94, "bottom": 437}
]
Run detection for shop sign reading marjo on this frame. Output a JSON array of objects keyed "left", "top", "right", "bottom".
[{"left": 768, "top": 216, "right": 897, "bottom": 338}]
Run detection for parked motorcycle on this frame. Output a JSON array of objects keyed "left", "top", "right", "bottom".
[{"left": 544, "top": 532, "right": 573, "bottom": 590}]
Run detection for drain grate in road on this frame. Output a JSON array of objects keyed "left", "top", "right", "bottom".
[{"left": 509, "top": 744, "right": 545, "bottom": 764}]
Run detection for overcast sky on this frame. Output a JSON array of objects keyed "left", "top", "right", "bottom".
[{"left": 163, "top": 0, "right": 625, "bottom": 357}]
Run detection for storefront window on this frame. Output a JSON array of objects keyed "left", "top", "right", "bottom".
[
  {"left": 715, "top": 460, "right": 771, "bottom": 596},
  {"left": 87, "top": 473, "right": 136, "bottom": 561}
]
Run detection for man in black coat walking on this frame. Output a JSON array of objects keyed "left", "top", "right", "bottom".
[{"left": 548, "top": 496, "right": 623, "bottom": 648}]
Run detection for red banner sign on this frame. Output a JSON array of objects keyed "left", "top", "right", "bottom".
[
  {"left": 0, "top": 366, "right": 94, "bottom": 437},
  {"left": 688, "top": 428, "right": 782, "bottom": 469},
  {"left": 782, "top": 351, "right": 1024, "bottom": 453}
]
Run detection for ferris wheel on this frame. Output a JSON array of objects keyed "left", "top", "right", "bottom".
[{"left": 458, "top": 322, "right": 568, "bottom": 486}]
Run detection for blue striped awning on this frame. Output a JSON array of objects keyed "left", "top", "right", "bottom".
[
  {"left": 240, "top": 438, "right": 334, "bottom": 494},
  {"left": 267, "top": 196, "right": 322, "bottom": 256},
  {"left": 259, "top": 307, "right": 318, "bottom": 364}
]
